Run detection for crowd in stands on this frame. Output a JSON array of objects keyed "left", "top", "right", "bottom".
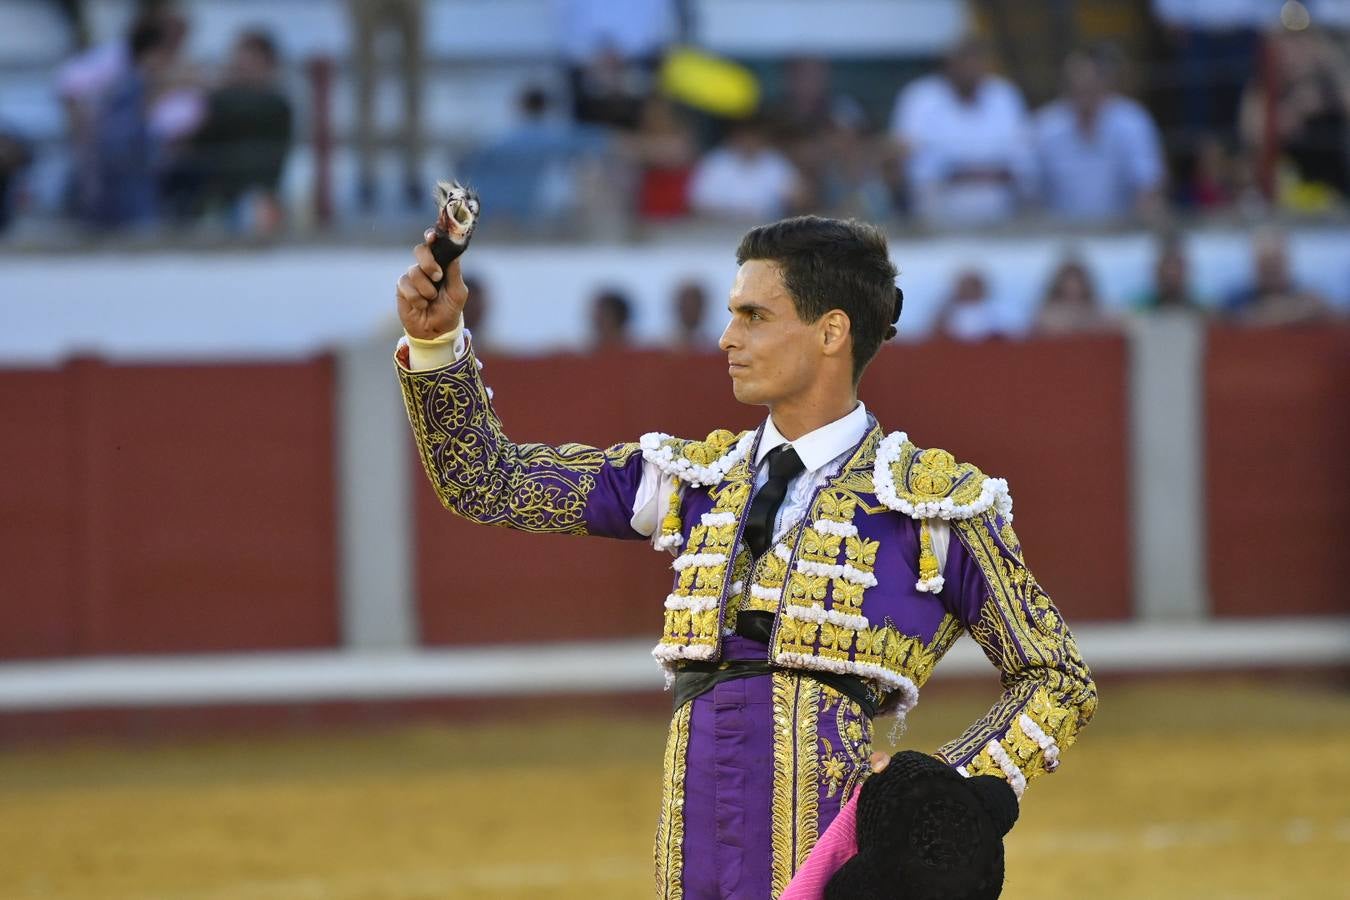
[
  {"left": 1, "top": 0, "right": 1346, "bottom": 341},
  {"left": 47, "top": 4, "right": 292, "bottom": 234},
  {"left": 3, "top": 0, "right": 1349, "bottom": 237},
  {"left": 450, "top": 224, "right": 1337, "bottom": 357}
]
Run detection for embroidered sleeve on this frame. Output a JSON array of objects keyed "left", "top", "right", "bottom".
[
  {"left": 395, "top": 337, "right": 646, "bottom": 538},
  {"left": 934, "top": 511, "right": 1098, "bottom": 797}
]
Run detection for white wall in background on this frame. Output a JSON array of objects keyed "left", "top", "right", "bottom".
[{"left": 1, "top": 227, "right": 1346, "bottom": 365}]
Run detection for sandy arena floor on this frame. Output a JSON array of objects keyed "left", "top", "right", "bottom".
[{"left": 2, "top": 676, "right": 1348, "bottom": 900}]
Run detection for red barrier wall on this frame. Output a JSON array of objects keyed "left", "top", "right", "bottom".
[
  {"left": 414, "top": 334, "right": 1132, "bottom": 646},
  {"left": 0, "top": 358, "right": 340, "bottom": 659},
  {"left": 1205, "top": 325, "right": 1350, "bottom": 617}
]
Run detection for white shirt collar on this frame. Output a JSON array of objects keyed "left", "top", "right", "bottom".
[{"left": 755, "top": 401, "right": 871, "bottom": 473}]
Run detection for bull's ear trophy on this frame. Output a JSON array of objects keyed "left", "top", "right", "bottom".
[{"left": 430, "top": 181, "right": 480, "bottom": 270}]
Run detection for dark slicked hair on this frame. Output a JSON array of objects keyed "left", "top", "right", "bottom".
[{"left": 736, "top": 215, "right": 900, "bottom": 382}]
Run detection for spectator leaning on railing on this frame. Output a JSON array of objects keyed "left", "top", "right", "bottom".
[
  {"left": 1033, "top": 44, "right": 1167, "bottom": 223},
  {"left": 1239, "top": 25, "right": 1350, "bottom": 210},
  {"left": 0, "top": 121, "right": 31, "bottom": 234},
  {"left": 932, "top": 268, "right": 1014, "bottom": 342},
  {"left": 1224, "top": 228, "right": 1333, "bottom": 326},
  {"left": 1035, "top": 257, "right": 1116, "bottom": 336},
  {"left": 1133, "top": 234, "right": 1209, "bottom": 312},
  {"left": 189, "top": 29, "right": 293, "bottom": 235},
  {"left": 688, "top": 117, "right": 805, "bottom": 221},
  {"left": 888, "top": 35, "right": 1036, "bottom": 228}
]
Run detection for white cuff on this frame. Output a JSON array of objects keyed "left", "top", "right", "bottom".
[{"left": 405, "top": 322, "right": 466, "bottom": 371}]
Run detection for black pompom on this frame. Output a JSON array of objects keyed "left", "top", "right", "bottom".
[{"left": 826, "top": 750, "right": 1012, "bottom": 900}]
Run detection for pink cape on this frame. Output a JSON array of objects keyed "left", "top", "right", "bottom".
[{"left": 780, "top": 786, "right": 860, "bottom": 900}]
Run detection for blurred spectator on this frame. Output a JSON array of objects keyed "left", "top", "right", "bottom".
[
  {"left": 558, "top": 0, "right": 675, "bottom": 130},
  {"left": 932, "top": 268, "right": 1012, "bottom": 341},
  {"left": 188, "top": 29, "right": 292, "bottom": 235},
  {"left": 767, "top": 57, "right": 837, "bottom": 146},
  {"left": 1036, "top": 258, "right": 1115, "bottom": 335},
  {"left": 1184, "top": 134, "right": 1238, "bottom": 209},
  {"left": 53, "top": 0, "right": 91, "bottom": 50},
  {"left": 459, "top": 87, "right": 609, "bottom": 225},
  {"left": 84, "top": 15, "right": 183, "bottom": 227},
  {"left": 1239, "top": 27, "right": 1350, "bottom": 207},
  {"left": 0, "top": 124, "right": 32, "bottom": 234},
  {"left": 1034, "top": 45, "right": 1166, "bottom": 223},
  {"left": 1134, "top": 235, "right": 1207, "bottom": 311},
  {"left": 669, "top": 279, "right": 713, "bottom": 350},
  {"left": 817, "top": 98, "right": 895, "bottom": 221},
  {"left": 57, "top": 4, "right": 195, "bottom": 224},
  {"left": 1152, "top": 0, "right": 1268, "bottom": 142},
  {"left": 1224, "top": 229, "right": 1332, "bottom": 325},
  {"left": 766, "top": 56, "right": 863, "bottom": 185},
  {"left": 888, "top": 36, "right": 1036, "bottom": 227},
  {"left": 624, "top": 96, "right": 698, "bottom": 220},
  {"left": 350, "top": 0, "right": 424, "bottom": 209},
  {"left": 590, "top": 288, "right": 634, "bottom": 350},
  {"left": 688, "top": 118, "right": 803, "bottom": 221}
]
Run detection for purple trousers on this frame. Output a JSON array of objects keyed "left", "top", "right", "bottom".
[{"left": 654, "top": 638, "right": 875, "bottom": 899}]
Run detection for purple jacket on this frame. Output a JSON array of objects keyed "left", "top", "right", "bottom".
[{"left": 397, "top": 338, "right": 1097, "bottom": 794}]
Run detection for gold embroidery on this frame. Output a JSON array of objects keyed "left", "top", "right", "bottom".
[
  {"left": 399, "top": 353, "right": 638, "bottom": 534},
  {"left": 817, "top": 490, "right": 858, "bottom": 522},
  {"left": 831, "top": 579, "right": 865, "bottom": 611},
  {"left": 654, "top": 701, "right": 691, "bottom": 898},
  {"left": 844, "top": 534, "right": 878, "bottom": 570},
  {"left": 682, "top": 429, "right": 740, "bottom": 466},
  {"left": 888, "top": 442, "right": 991, "bottom": 511},
  {"left": 788, "top": 572, "right": 830, "bottom": 604},
  {"left": 918, "top": 520, "right": 941, "bottom": 583},
  {"left": 660, "top": 483, "right": 684, "bottom": 544},
  {"left": 936, "top": 514, "right": 1097, "bottom": 782},
  {"left": 799, "top": 527, "right": 843, "bottom": 562},
  {"left": 771, "top": 673, "right": 821, "bottom": 899},
  {"left": 661, "top": 464, "right": 758, "bottom": 653},
  {"left": 819, "top": 686, "right": 873, "bottom": 803}
]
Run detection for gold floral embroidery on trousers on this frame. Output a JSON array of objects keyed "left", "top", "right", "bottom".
[
  {"left": 654, "top": 702, "right": 692, "bottom": 899},
  {"left": 771, "top": 672, "right": 821, "bottom": 899},
  {"left": 818, "top": 685, "right": 873, "bottom": 803}
]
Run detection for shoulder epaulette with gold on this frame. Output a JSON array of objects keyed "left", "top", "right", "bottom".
[
  {"left": 872, "top": 431, "right": 1013, "bottom": 594},
  {"left": 872, "top": 430, "right": 1012, "bottom": 523},
  {"left": 640, "top": 428, "right": 755, "bottom": 488}
]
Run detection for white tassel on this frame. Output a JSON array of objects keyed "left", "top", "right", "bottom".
[
  {"left": 772, "top": 650, "right": 920, "bottom": 715},
  {"left": 671, "top": 552, "right": 727, "bottom": 572},
  {"left": 915, "top": 575, "right": 946, "bottom": 593},
  {"left": 984, "top": 739, "right": 1027, "bottom": 798},
  {"left": 783, "top": 604, "right": 870, "bottom": 631},
  {"left": 810, "top": 518, "right": 858, "bottom": 538},
  {"left": 1018, "top": 713, "right": 1060, "bottom": 772},
  {"left": 794, "top": 558, "right": 878, "bottom": 587}
]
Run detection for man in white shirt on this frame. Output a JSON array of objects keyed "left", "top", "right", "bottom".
[
  {"left": 1034, "top": 45, "right": 1167, "bottom": 222},
  {"left": 688, "top": 119, "right": 804, "bottom": 221},
  {"left": 393, "top": 215, "right": 1095, "bottom": 897},
  {"left": 889, "top": 37, "right": 1037, "bottom": 227}
]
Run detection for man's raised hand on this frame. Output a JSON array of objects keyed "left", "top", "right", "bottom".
[{"left": 397, "top": 229, "right": 470, "bottom": 340}]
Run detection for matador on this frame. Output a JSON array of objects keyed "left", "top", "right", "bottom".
[{"left": 393, "top": 214, "right": 1097, "bottom": 899}]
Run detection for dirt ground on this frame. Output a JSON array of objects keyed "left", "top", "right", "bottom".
[{"left": 1, "top": 675, "right": 1348, "bottom": 900}]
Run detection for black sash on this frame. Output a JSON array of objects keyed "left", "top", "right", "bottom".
[{"left": 671, "top": 611, "right": 878, "bottom": 718}]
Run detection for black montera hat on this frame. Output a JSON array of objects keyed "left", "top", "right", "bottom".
[{"left": 824, "top": 751, "right": 1019, "bottom": 900}]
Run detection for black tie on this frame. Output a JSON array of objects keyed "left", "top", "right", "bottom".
[{"left": 744, "top": 445, "right": 806, "bottom": 559}]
